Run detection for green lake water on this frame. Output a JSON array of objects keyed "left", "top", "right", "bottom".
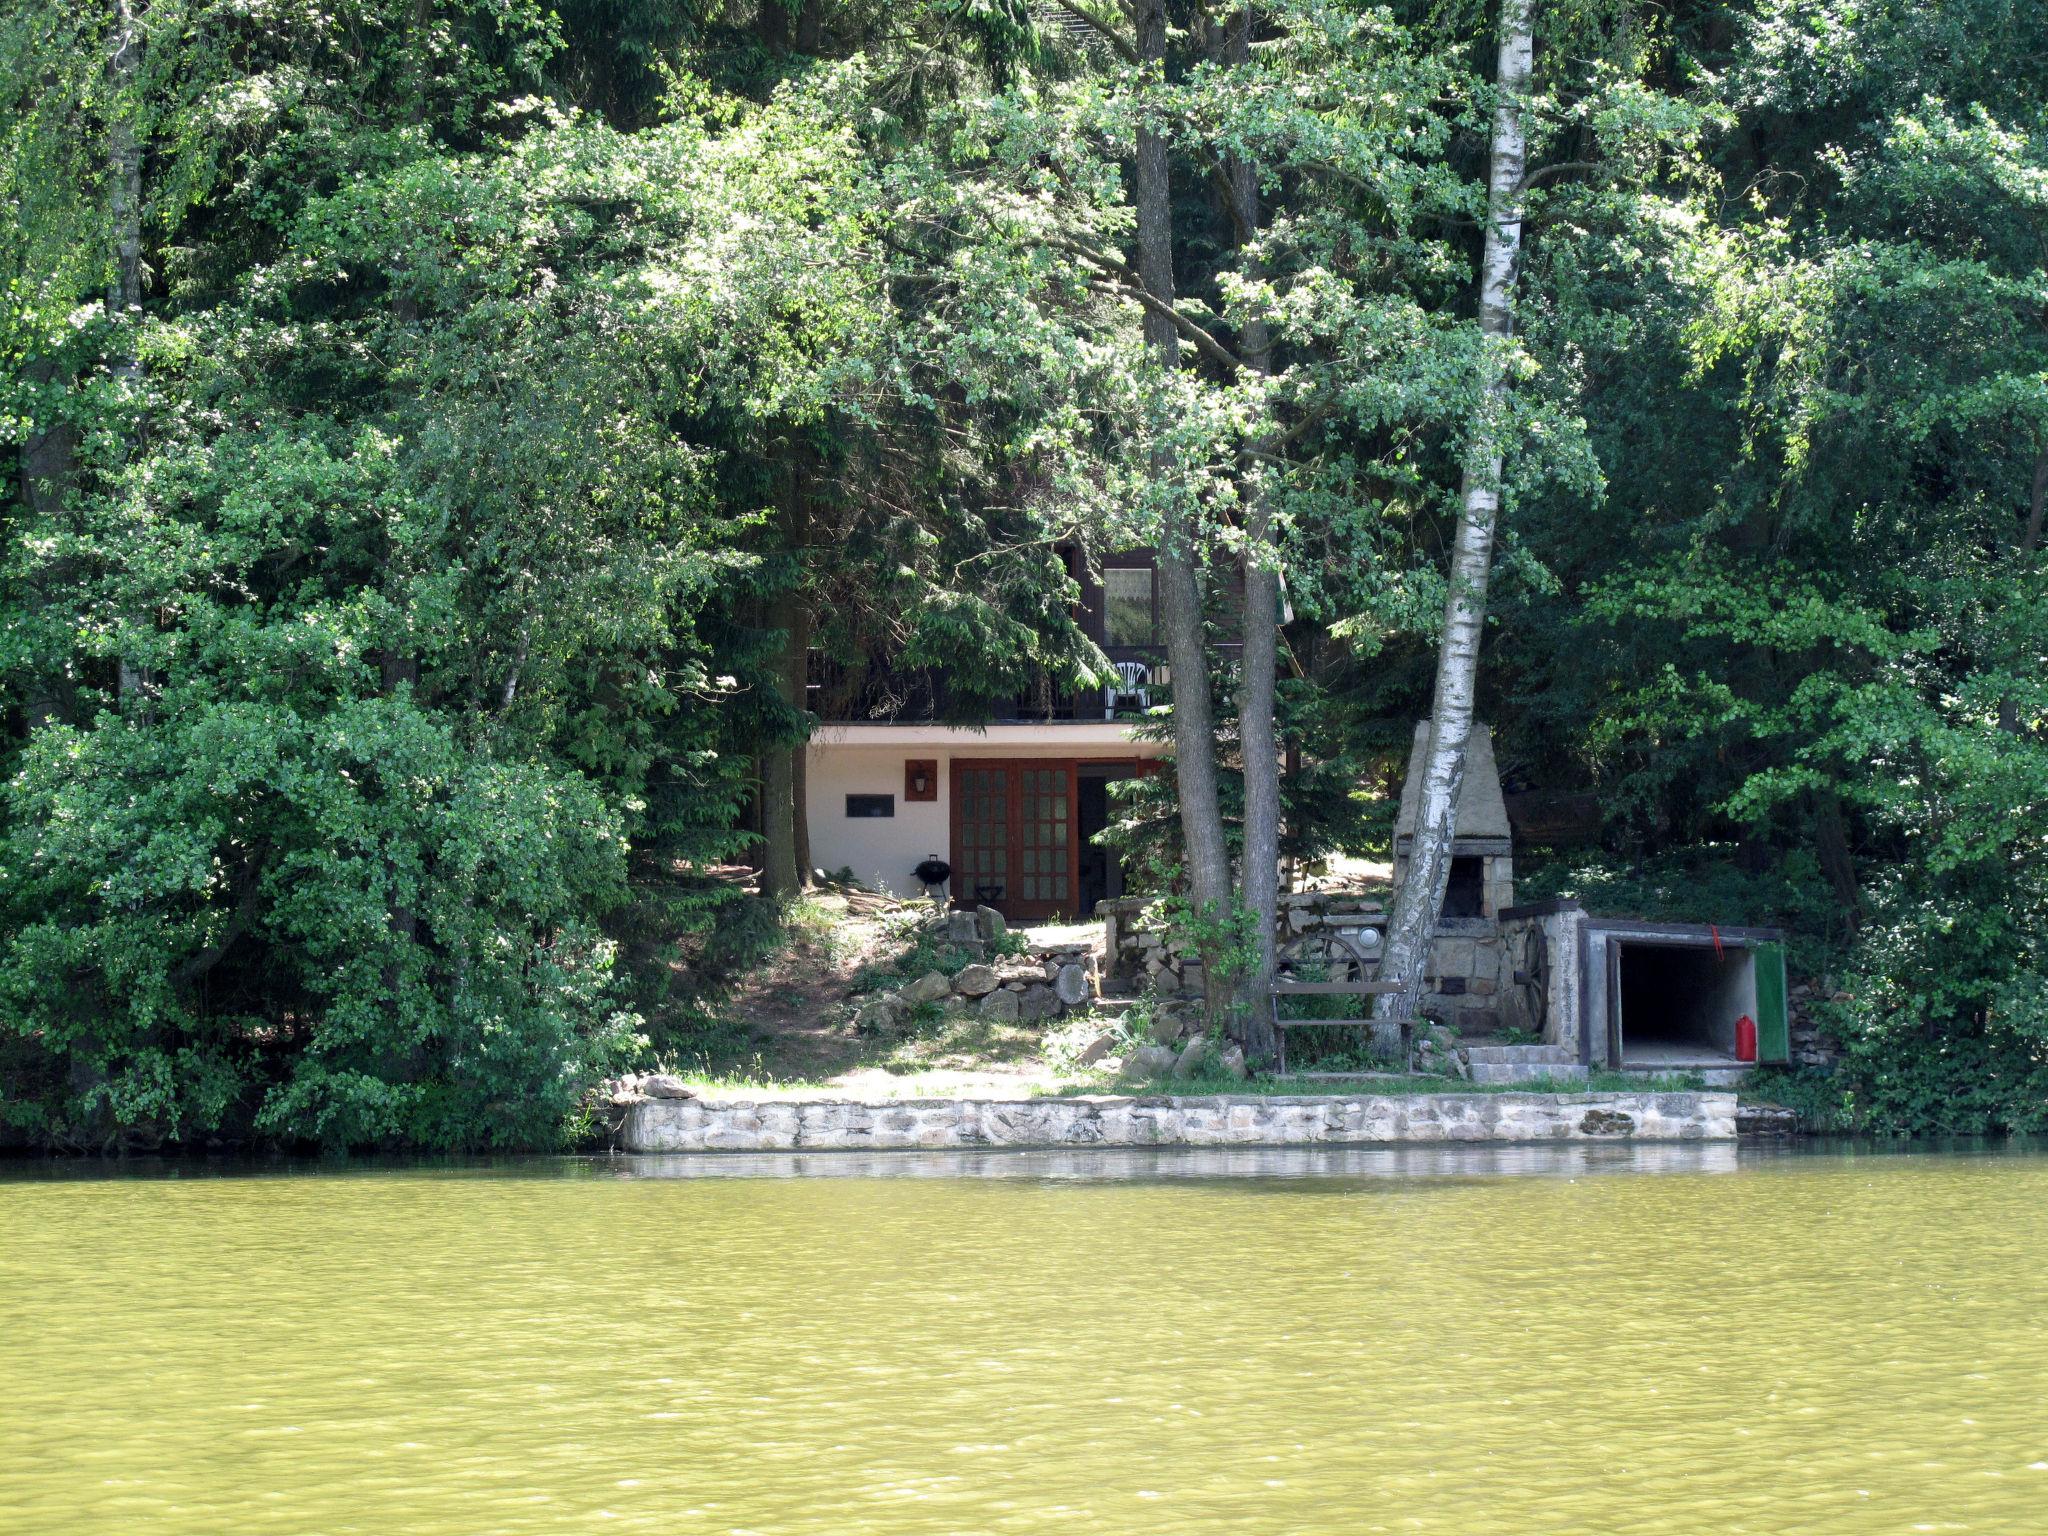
[{"left": 4, "top": 1143, "right": 2047, "bottom": 1535}]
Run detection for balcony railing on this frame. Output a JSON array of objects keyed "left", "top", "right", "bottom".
[{"left": 809, "top": 646, "right": 1240, "bottom": 726}]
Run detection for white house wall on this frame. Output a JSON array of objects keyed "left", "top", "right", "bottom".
[{"left": 806, "top": 730, "right": 1167, "bottom": 900}]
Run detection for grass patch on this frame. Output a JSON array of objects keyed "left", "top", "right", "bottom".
[{"left": 1738, "top": 1065, "right": 1854, "bottom": 1130}]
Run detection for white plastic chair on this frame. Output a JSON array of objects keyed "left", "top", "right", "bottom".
[{"left": 1104, "top": 660, "right": 1152, "bottom": 718}]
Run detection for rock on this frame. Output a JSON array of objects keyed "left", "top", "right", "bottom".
[
  {"left": 1737, "top": 1103, "right": 1801, "bottom": 1136},
  {"left": 1174, "top": 1036, "right": 1211, "bottom": 1077},
  {"left": 1217, "top": 1044, "right": 1247, "bottom": 1080},
  {"left": 1053, "top": 964, "right": 1092, "bottom": 1008},
  {"left": 945, "top": 911, "right": 982, "bottom": 944},
  {"left": 900, "top": 970, "right": 952, "bottom": 1006},
  {"left": 953, "top": 964, "right": 1000, "bottom": 998},
  {"left": 1578, "top": 1108, "right": 1635, "bottom": 1137},
  {"left": 1018, "top": 984, "right": 1059, "bottom": 1023},
  {"left": 1149, "top": 1009, "right": 1188, "bottom": 1046},
  {"left": 975, "top": 905, "right": 1007, "bottom": 943},
  {"left": 1125, "top": 1044, "right": 1178, "bottom": 1078},
  {"left": 853, "top": 997, "right": 904, "bottom": 1033},
  {"left": 640, "top": 1073, "right": 696, "bottom": 1100},
  {"left": 978, "top": 988, "right": 1021, "bottom": 1023},
  {"left": 1076, "top": 1031, "right": 1117, "bottom": 1066}
]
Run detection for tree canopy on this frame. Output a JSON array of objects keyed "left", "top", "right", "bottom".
[{"left": 4, "top": 0, "right": 2043, "bottom": 1149}]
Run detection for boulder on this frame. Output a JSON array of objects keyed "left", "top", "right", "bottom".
[
  {"left": 1053, "top": 964, "right": 1093, "bottom": 1008},
  {"left": 640, "top": 1073, "right": 696, "bottom": 1100},
  {"left": 1217, "top": 1044, "right": 1248, "bottom": 1080},
  {"left": 953, "top": 964, "right": 1000, "bottom": 998},
  {"left": 853, "top": 998, "right": 903, "bottom": 1034},
  {"left": 975, "top": 905, "right": 1008, "bottom": 943},
  {"left": 1174, "top": 1036, "right": 1211, "bottom": 1077},
  {"left": 978, "top": 988, "right": 1022, "bottom": 1023},
  {"left": 1076, "top": 1031, "right": 1117, "bottom": 1066},
  {"left": 945, "top": 911, "right": 982, "bottom": 944},
  {"left": 1125, "top": 1044, "right": 1178, "bottom": 1078},
  {"left": 1149, "top": 1009, "right": 1188, "bottom": 1046},
  {"left": 900, "top": 970, "right": 952, "bottom": 1006},
  {"left": 1017, "top": 984, "right": 1059, "bottom": 1023}
]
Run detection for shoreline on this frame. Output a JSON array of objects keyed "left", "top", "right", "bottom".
[{"left": 622, "top": 1089, "right": 1737, "bottom": 1153}]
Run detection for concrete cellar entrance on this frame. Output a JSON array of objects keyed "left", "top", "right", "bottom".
[
  {"left": 1614, "top": 941, "right": 1758, "bottom": 1066},
  {"left": 1564, "top": 921, "right": 1794, "bottom": 1073}
]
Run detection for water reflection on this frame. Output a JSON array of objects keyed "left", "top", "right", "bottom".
[{"left": 610, "top": 1141, "right": 1747, "bottom": 1181}]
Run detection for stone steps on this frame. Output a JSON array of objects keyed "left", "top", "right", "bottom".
[
  {"left": 1467, "top": 1061, "right": 1589, "bottom": 1085},
  {"left": 1463, "top": 1042, "right": 1586, "bottom": 1085},
  {"left": 1464, "top": 1042, "right": 1574, "bottom": 1065}
]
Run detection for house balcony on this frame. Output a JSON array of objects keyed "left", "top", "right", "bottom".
[{"left": 809, "top": 646, "right": 1237, "bottom": 728}]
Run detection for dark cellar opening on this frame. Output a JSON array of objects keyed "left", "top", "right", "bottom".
[{"left": 1617, "top": 941, "right": 1755, "bottom": 1061}]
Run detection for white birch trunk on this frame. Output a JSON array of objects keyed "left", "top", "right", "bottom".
[
  {"left": 1376, "top": 0, "right": 1533, "bottom": 1024},
  {"left": 109, "top": 0, "right": 147, "bottom": 705},
  {"left": 1224, "top": 7, "right": 1281, "bottom": 1064}
]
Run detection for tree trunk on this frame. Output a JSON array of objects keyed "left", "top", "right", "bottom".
[
  {"left": 1134, "top": 0, "right": 1236, "bottom": 1031},
  {"left": 789, "top": 601, "right": 813, "bottom": 882},
  {"left": 794, "top": 0, "right": 824, "bottom": 54},
  {"left": 109, "top": 0, "right": 146, "bottom": 706},
  {"left": 1377, "top": 0, "right": 1533, "bottom": 1024},
  {"left": 1223, "top": 7, "right": 1280, "bottom": 1065},
  {"left": 107, "top": 0, "right": 143, "bottom": 349},
  {"left": 761, "top": 587, "right": 804, "bottom": 900},
  {"left": 18, "top": 357, "right": 79, "bottom": 729},
  {"left": 1811, "top": 788, "right": 1860, "bottom": 935},
  {"left": 1997, "top": 442, "right": 2046, "bottom": 735},
  {"left": 761, "top": 486, "right": 811, "bottom": 901}
]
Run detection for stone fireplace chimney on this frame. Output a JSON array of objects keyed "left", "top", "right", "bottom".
[{"left": 1392, "top": 721, "right": 1514, "bottom": 921}]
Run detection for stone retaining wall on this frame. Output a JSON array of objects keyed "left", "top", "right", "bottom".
[
  {"left": 1101, "top": 891, "right": 1507, "bottom": 1031},
  {"left": 623, "top": 1090, "right": 1736, "bottom": 1153}
]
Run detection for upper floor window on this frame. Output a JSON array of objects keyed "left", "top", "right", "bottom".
[{"left": 1103, "top": 566, "right": 1155, "bottom": 648}]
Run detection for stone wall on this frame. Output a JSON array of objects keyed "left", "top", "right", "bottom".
[
  {"left": 623, "top": 1090, "right": 1737, "bottom": 1152},
  {"left": 1102, "top": 892, "right": 1508, "bottom": 1030},
  {"left": 1498, "top": 904, "right": 1584, "bottom": 1053}
]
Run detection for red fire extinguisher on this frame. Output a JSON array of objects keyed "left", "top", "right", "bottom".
[{"left": 1735, "top": 1014, "right": 1758, "bottom": 1063}]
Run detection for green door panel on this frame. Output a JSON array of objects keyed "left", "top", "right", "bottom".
[{"left": 1754, "top": 941, "right": 1789, "bottom": 1064}]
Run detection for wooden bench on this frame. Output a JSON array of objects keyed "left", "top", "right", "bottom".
[{"left": 1270, "top": 976, "right": 1423, "bottom": 1078}]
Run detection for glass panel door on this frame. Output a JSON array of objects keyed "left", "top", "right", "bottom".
[
  {"left": 949, "top": 761, "right": 1075, "bottom": 920},
  {"left": 1015, "top": 765, "right": 1071, "bottom": 913},
  {"left": 953, "top": 764, "right": 1010, "bottom": 909}
]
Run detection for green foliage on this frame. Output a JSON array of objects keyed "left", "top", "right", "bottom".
[{"left": 6, "top": 0, "right": 2045, "bottom": 1146}]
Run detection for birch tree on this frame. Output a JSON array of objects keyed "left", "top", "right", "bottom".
[
  {"left": 1375, "top": 0, "right": 1534, "bottom": 1023},
  {"left": 1221, "top": 6, "right": 1281, "bottom": 1065}
]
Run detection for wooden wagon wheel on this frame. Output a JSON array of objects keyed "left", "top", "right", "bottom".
[{"left": 1515, "top": 926, "right": 1548, "bottom": 1036}]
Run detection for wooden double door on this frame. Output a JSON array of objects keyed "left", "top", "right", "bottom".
[{"left": 950, "top": 760, "right": 1078, "bottom": 921}]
